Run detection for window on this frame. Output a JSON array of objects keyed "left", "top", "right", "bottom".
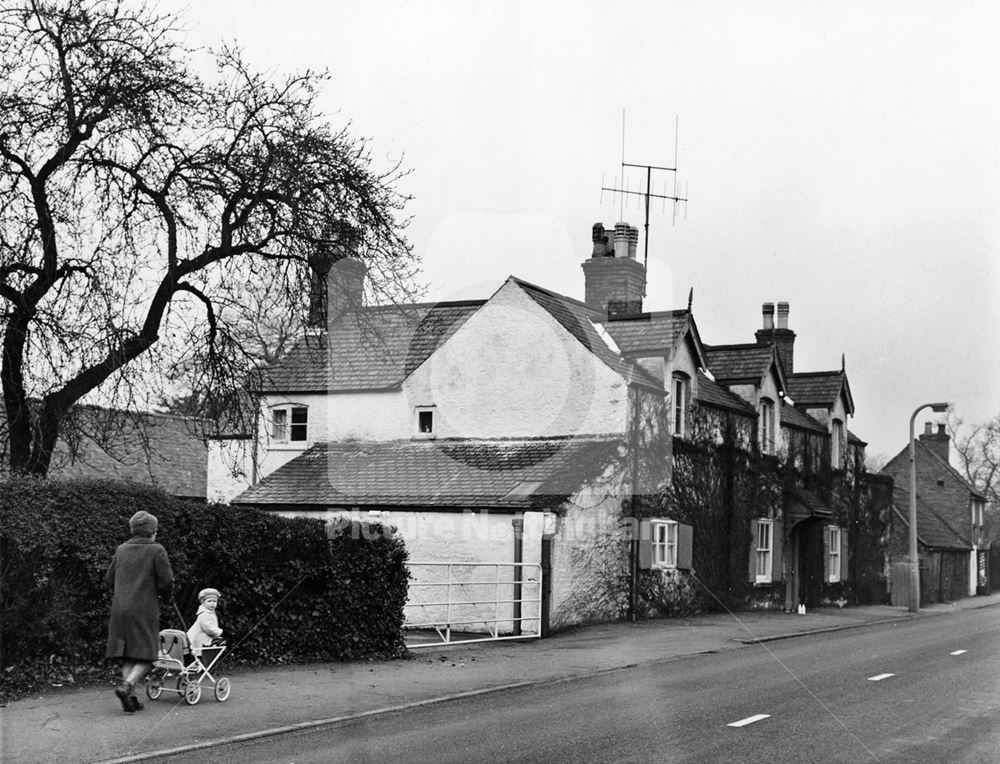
[
  {"left": 831, "top": 419, "right": 844, "bottom": 468},
  {"left": 672, "top": 373, "right": 690, "bottom": 438},
  {"left": 415, "top": 406, "right": 435, "bottom": 437},
  {"left": 652, "top": 520, "right": 678, "bottom": 568},
  {"left": 755, "top": 519, "right": 773, "bottom": 583},
  {"left": 973, "top": 500, "right": 985, "bottom": 529},
  {"left": 826, "top": 526, "right": 842, "bottom": 582},
  {"left": 759, "top": 398, "right": 775, "bottom": 454},
  {"left": 271, "top": 404, "right": 308, "bottom": 442}
]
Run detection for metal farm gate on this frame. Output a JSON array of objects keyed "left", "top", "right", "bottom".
[{"left": 404, "top": 561, "right": 542, "bottom": 648}]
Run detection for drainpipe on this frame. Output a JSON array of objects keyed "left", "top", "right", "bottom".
[
  {"left": 629, "top": 387, "right": 641, "bottom": 622},
  {"left": 251, "top": 394, "right": 260, "bottom": 486},
  {"left": 512, "top": 516, "right": 524, "bottom": 636}
]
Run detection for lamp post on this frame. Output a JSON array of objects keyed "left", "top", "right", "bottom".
[{"left": 908, "top": 402, "right": 949, "bottom": 612}]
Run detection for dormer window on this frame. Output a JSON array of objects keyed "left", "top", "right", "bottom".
[
  {"left": 415, "top": 406, "right": 436, "bottom": 438},
  {"left": 672, "top": 373, "right": 690, "bottom": 438},
  {"left": 759, "top": 398, "right": 775, "bottom": 454},
  {"left": 272, "top": 404, "right": 308, "bottom": 442}
]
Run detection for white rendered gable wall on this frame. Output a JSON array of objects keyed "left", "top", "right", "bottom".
[{"left": 403, "top": 280, "right": 629, "bottom": 439}]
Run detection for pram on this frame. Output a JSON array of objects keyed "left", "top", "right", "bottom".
[{"left": 146, "top": 629, "right": 231, "bottom": 705}]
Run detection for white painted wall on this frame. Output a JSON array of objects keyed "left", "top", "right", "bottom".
[
  {"left": 548, "top": 471, "right": 629, "bottom": 629},
  {"left": 404, "top": 280, "right": 629, "bottom": 439},
  {"left": 207, "top": 438, "right": 254, "bottom": 503}
]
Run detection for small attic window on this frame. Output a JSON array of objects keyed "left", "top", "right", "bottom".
[
  {"left": 936, "top": 479, "right": 945, "bottom": 487},
  {"left": 415, "top": 406, "right": 435, "bottom": 437}
]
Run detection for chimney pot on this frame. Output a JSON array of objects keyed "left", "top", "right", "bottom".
[
  {"left": 762, "top": 302, "right": 775, "bottom": 330},
  {"left": 591, "top": 223, "right": 609, "bottom": 257},
  {"left": 777, "top": 302, "right": 790, "bottom": 330},
  {"left": 613, "top": 222, "right": 630, "bottom": 259},
  {"left": 937, "top": 423, "right": 946, "bottom": 436},
  {"left": 924, "top": 422, "right": 933, "bottom": 435},
  {"left": 627, "top": 226, "right": 639, "bottom": 259}
]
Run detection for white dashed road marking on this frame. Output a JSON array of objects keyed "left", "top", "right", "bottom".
[
  {"left": 867, "top": 673, "right": 894, "bottom": 682},
  {"left": 950, "top": 650, "right": 967, "bottom": 655},
  {"left": 727, "top": 714, "right": 770, "bottom": 727}
]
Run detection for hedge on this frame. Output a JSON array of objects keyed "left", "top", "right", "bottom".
[{"left": 0, "top": 477, "right": 409, "bottom": 697}]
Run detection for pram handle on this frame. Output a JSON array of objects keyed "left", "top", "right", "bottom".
[{"left": 172, "top": 601, "right": 188, "bottom": 631}]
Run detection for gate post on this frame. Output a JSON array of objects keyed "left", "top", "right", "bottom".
[
  {"left": 512, "top": 517, "right": 523, "bottom": 637},
  {"left": 541, "top": 537, "right": 552, "bottom": 637}
]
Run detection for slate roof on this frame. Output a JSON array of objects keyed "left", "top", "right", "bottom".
[
  {"left": 780, "top": 402, "right": 827, "bottom": 433},
  {"left": 601, "top": 310, "right": 689, "bottom": 354},
  {"left": 890, "top": 485, "right": 970, "bottom": 550},
  {"left": 785, "top": 486, "right": 834, "bottom": 519},
  {"left": 513, "top": 278, "right": 662, "bottom": 391},
  {"left": 786, "top": 371, "right": 854, "bottom": 413},
  {"left": 260, "top": 300, "right": 484, "bottom": 393},
  {"left": 234, "top": 437, "right": 622, "bottom": 511},
  {"left": 695, "top": 371, "right": 756, "bottom": 414},
  {"left": 0, "top": 406, "right": 207, "bottom": 499},
  {"left": 704, "top": 344, "right": 784, "bottom": 386}
]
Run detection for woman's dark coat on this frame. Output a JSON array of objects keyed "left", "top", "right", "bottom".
[{"left": 105, "top": 536, "right": 174, "bottom": 661}]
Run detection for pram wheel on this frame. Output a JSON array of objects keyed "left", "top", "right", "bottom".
[
  {"left": 214, "top": 677, "right": 231, "bottom": 702},
  {"left": 183, "top": 680, "right": 202, "bottom": 705},
  {"left": 146, "top": 677, "right": 163, "bottom": 700}
]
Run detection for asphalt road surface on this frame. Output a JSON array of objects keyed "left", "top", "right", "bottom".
[{"left": 166, "top": 607, "right": 1000, "bottom": 763}]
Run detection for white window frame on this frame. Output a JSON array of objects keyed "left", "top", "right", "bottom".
[
  {"left": 270, "top": 403, "right": 309, "bottom": 443},
  {"left": 759, "top": 398, "right": 775, "bottom": 454},
  {"left": 826, "top": 525, "right": 842, "bottom": 583},
  {"left": 755, "top": 519, "right": 773, "bottom": 583},
  {"left": 652, "top": 520, "right": 678, "bottom": 568},
  {"left": 672, "top": 373, "right": 690, "bottom": 439},
  {"left": 414, "top": 406, "right": 436, "bottom": 438}
]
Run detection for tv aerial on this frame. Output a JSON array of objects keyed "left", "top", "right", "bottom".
[{"left": 601, "top": 112, "right": 689, "bottom": 287}]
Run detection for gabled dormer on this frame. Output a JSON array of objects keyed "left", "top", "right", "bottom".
[
  {"left": 601, "top": 309, "right": 710, "bottom": 439},
  {"left": 752, "top": 301, "right": 857, "bottom": 470},
  {"left": 785, "top": 369, "right": 854, "bottom": 468},
  {"left": 704, "top": 343, "right": 787, "bottom": 454}
]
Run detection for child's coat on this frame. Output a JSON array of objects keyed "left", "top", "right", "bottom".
[{"left": 186, "top": 604, "right": 223, "bottom": 654}]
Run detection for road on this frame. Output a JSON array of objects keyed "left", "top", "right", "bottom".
[{"left": 166, "top": 607, "right": 1000, "bottom": 763}]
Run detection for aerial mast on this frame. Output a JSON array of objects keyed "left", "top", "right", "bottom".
[{"left": 601, "top": 112, "right": 689, "bottom": 294}]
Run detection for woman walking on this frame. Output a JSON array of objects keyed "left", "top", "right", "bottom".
[{"left": 105, "top": 510, "right": 174, "bottom": 713}]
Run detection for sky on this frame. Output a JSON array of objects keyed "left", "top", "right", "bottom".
[{"left": 158, "top": 0, "right": 1000, "bottom": 461}]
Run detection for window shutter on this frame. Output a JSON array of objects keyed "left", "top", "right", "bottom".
[
  {"left": 638, "top": 519, "right": 652, "bottom": 570},
  {"left": 771, "top": 519, "right": 783, "bottom": 582},
  {"left": 840, "top": 527, "right": 849, "bottom": 582},
  {"left": 823, "top": 526, "right": 831, "bottom": 581},
  {"left": 748, "top": 521, "right": 758, "bottom": 582},
  {"left": 676, "top": 523, "right": 693, "bottom": 570}
]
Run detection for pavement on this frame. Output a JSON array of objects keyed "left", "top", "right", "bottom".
[{"left": 4, "top": 593, "right": 1000, "bottom": 763}]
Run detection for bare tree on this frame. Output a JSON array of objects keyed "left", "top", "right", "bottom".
[
  {"left": 946, "top": 412, "right": 1000, "bottom": 536},
  {"left": 0, "top": 0, "right": 418, "bottom": 476}
]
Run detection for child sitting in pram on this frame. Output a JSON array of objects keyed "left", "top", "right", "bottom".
[{"left": 187, "top": 587, "right": 224, "bottom": 654}]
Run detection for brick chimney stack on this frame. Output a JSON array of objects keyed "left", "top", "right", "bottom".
[
  {"left": 919, "top": 421, "right": 950, "bottom": 463},
  {"left": 755, "top": 300, "right": 796, "bottom": 373},
  {"left": 308, "top": 223, "right": 366, "bottom": 328},
  {"left": 581, "top": 221, "right": 645, "bottom": 319}
]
